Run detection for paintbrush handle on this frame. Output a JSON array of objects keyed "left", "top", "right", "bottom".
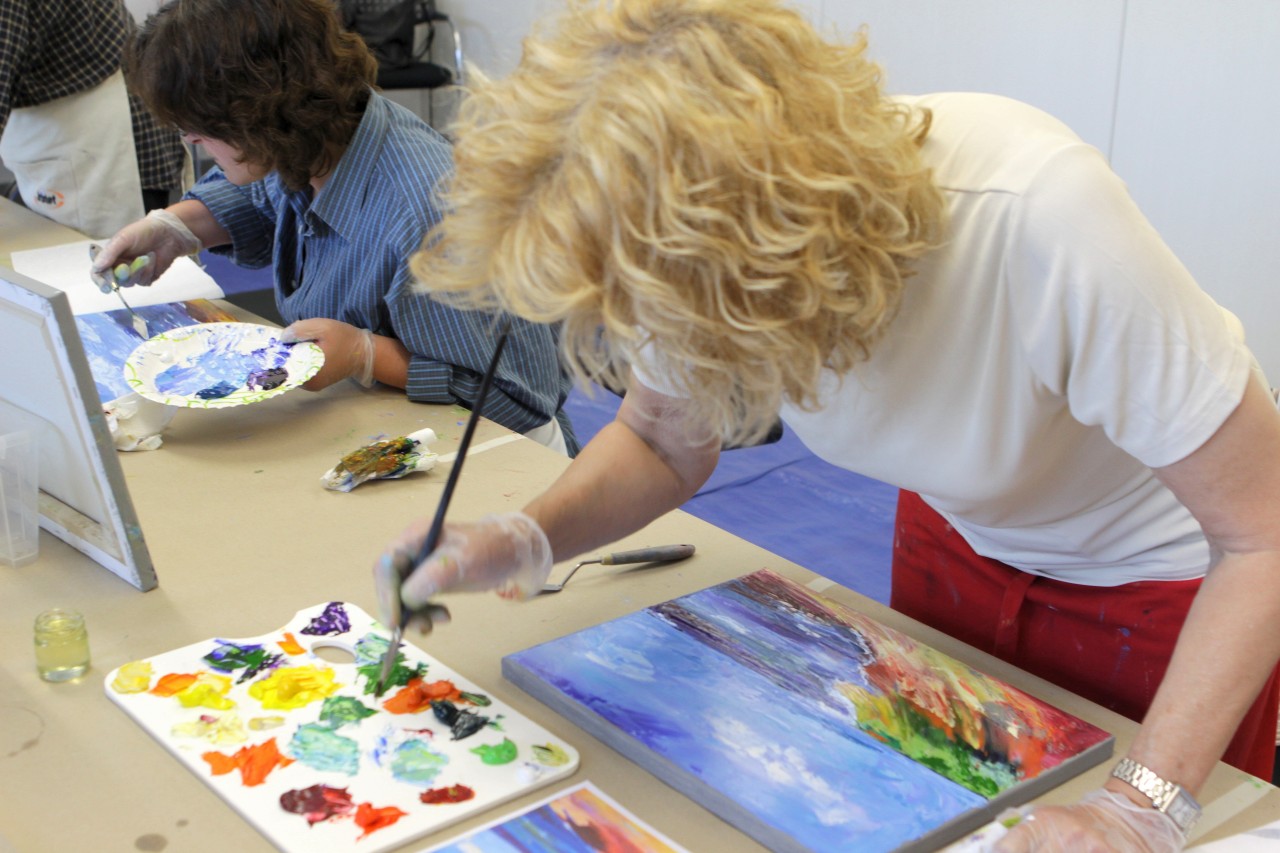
[
  {"left": 411, "top": 324, "right": 511, "bottom": 568},
  {"left": 600, "top": 544, "right": 696, "bottom": 565}
]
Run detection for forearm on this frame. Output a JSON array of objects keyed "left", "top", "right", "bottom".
[
  {"left": 166, "top": 199, "right": 231, "bottom": 249},
  {"left": 525, "top": 418, "right": 712, "bottom": 562},
  {"left": 1111, "top": 549, "right": 1280, "bottom": 799},
  {"left": 370, "top": 334, "right": 410, "bottom": 389}
]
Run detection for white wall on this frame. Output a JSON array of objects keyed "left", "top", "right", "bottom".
[{"left": 453, "top": 0, "right": 1280, "bottom": 383}]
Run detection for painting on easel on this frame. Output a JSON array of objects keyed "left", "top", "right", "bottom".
[{"left": 503, "top": 570, "right": 1113, "bottom": 853}]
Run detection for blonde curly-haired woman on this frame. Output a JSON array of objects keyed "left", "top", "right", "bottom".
[{"left": 376, "top": 2, "right": 1280, "bottom": 849}]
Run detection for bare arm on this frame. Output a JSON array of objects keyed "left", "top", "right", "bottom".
[
  {"left": 1110, "top": 375, "right": 1280, "bottom": 799},
  {"left": 525, "top": 373, "right": 721, "bottom": 561}
]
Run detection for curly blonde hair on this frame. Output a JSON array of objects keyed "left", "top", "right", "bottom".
[{"left": 414, "top": 0, "right": 946, "bottom": 445}]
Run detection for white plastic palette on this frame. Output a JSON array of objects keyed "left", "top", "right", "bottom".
[
  {"left": 124, "top": 321, "right": 324, "bottom": 408},
  {"left": 105, "top": 602, "right": 579, "bottom": 853}
]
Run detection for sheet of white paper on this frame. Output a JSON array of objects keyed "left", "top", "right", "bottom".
[{"left": 11, "top": 240, "right": 224, "bottom": 315}]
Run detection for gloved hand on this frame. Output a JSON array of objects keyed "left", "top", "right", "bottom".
[
  {"left": 373, "top": 511, "right": 554, "bottom": 629},
  {"left": 994, "top": 789, "right": 1184, "bottom": 853},
  {"left": 91, "top": 209, "right": 202, "bottom": 288},
  {"left": 279, "top": 319, "right": 376, "bottom": 390}
]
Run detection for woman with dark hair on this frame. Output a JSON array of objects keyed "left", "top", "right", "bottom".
[{"left": 93, "top": 0, "right": 577, "bottom": 454}]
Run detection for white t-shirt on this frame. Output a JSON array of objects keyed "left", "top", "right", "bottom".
[{"left": 634, "top": 92, "right": 1253, "bottom": 586}]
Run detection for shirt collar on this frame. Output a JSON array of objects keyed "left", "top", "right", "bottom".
[{"left": 306, "top": 90, "right": 388, "bottom": 242}]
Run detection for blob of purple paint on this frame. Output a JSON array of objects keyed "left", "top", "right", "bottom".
[
  {"left": 246, "top": 366, "right": 289, "bottom": 391},
  {"left": 300, "top": 602, "right": 351, "bottom": 636}
]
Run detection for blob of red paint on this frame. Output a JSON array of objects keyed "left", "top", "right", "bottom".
[
  {"left": 419, "top": 784, "right": 475, "bottom": 804},
  {"left": 280, "top": 784, "right": 355, "bottom": 824}
]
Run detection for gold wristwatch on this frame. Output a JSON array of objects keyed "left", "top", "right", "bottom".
[{"left": 1110, "top": 757, "right": 1202, "bottom": 836}]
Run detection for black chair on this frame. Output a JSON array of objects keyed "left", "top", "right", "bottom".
[{"left": 342, "top": 0, "right": 463, "bottom": 125}]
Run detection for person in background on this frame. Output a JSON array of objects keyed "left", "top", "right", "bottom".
[
  {"left": 92, "top": 0, "right": 577, "bottom": 454},
  {"left": 374, "top": 0, "right": 1280, "bottom": 849},
  {"left": 0, "top": 0, "right": 186, "bottom": 238}
]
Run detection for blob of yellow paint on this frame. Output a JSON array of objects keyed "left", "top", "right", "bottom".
[
  {"left": 176, "top": 672, "right": 235, "bottom": 710},
  {"left": 110, "top": 660, "right": 154, "bottom": 694},
  {"left": 248, "top": 665, "right": 341, "bottom": 710},
  {"left": 249, "top": 715, "right": 286, "bottom": 731},
  {"left": 172, "top": 711, "right": 248, "bottom": 745}
]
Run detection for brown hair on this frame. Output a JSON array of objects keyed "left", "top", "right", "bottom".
[
  {"left": 413, "top": 0, "right": 946, "bottom": 446},
  {"left": 127, "top": 0, "right": 378, "bottom": 190}
]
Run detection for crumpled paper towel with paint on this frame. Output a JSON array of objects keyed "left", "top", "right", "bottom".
[
  {"left": 103, "top": 392, "right": 176, "bottom": 452},
  {"left": 321, "top": 427, "right": 438, "bottom": 492}
]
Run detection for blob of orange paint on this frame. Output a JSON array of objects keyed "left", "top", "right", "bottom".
[
  {"left": 354, "top": 802, "right": 407, "bottom": 838},
  {"left": 203, "top": 737, "right": 294, "bottom": 786},
  {"left": 383, "top": 678, "right": 463, "bottom": 714}
]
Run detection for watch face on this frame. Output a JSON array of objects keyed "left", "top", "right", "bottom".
[{"left": 1164, "top": 793, "right": 1201, "bottom": 833}]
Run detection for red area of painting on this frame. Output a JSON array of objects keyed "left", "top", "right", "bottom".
[
  {"left": 277, "top": 632, "right": 305, "bottom": 655},
  {"left": 150, "top": 672, "right": 198, "bottom": 696},
  {"left": 354, "top": 802, "right": 407, "bottom": 838},
  {"left": 202, "top": 737, "right": 294, "bottom": 786},
  {"left": 419, "top": 784, "right": 475, "bottom": 804},
  {"left": 383, "top": 678, "right": 463, "bottom": 714},
  {"left": 280, "top": 784, "right": 355, "bottom": 824}
]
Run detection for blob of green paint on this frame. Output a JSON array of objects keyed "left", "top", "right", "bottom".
[
  {"left": 390, "top": 738, "right": 448, "bottom": 784},
  {"left": 353, "top": 632, "right": 426, "bottom": 694},
  {"left": 470, "top": 738, "right": 517, "bottom": 765},
  {"left": 289, "top": 723, "right": 360, "bottom": 775},
  {"left": 318, "top": 696, "right": 377, "bottom": 729}
]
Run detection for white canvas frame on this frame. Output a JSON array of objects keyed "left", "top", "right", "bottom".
[{"left": 0, "top": 268, "right": 156, "bottom": 590}]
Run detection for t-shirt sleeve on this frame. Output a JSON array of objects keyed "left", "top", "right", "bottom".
[{"left": 1004, "top": 143, "right": 1251, "bottom": 469}]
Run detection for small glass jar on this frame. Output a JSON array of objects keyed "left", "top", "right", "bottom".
[{"left": 34, "top": 608, "right": 90, "bottom": 682}]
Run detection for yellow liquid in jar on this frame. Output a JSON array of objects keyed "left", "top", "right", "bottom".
[{"left": 34, "top": 610, "right": 90, "bottom": 682}]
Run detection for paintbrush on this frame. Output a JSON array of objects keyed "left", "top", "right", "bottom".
[{"left": 374, "top": 323, "right": 512, "bottom": 698}]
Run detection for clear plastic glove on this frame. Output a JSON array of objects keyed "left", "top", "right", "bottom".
[
  {"left": 994, "top": 789, "right": 1184, "bottom": 853},
  {"left": 90, "top": 209, "right": 202, "bottom": 288},
  {"left": 373, "top": 511, "right": 553, "bottom": 629},
  {"left": 279, "top": 319, "right": 375, "bottom": 390}
]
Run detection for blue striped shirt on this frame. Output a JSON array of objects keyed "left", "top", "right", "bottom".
[{"left": 186, "top": 92, "right": 578, "bottom": 452}]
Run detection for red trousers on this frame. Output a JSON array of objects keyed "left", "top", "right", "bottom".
[{"left": 891, "top": 490, "right": 1279, "bottom": 781}]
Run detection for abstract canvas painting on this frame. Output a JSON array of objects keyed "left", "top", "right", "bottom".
[
  {"left": 503, "top": 570, "right": 1112, "bottom": 853},
  {"left": 425, "top": 781, "right": 690, "bottom": 852},
  {"left": 75, "top": 299, "right": 237, "bottom": 403}
]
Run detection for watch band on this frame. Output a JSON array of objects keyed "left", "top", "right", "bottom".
[{"left": 1111, "top": 757, "right": 1202, "bottom": 835}]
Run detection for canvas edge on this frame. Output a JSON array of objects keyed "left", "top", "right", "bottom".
[{"left": 892, "top": 734, "right": 1116, "bottom": 853}]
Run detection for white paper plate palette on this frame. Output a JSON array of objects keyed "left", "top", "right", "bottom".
[
  {"left": 105, "top": 602, "right": 578, "bottom": 853},
  {"left": 124, "top": 321, "right": 324, "bottom": 408}
]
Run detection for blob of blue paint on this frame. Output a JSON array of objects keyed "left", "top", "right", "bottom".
[{"left": 195, "top": 381, "right": 238, "bottom": 400}]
